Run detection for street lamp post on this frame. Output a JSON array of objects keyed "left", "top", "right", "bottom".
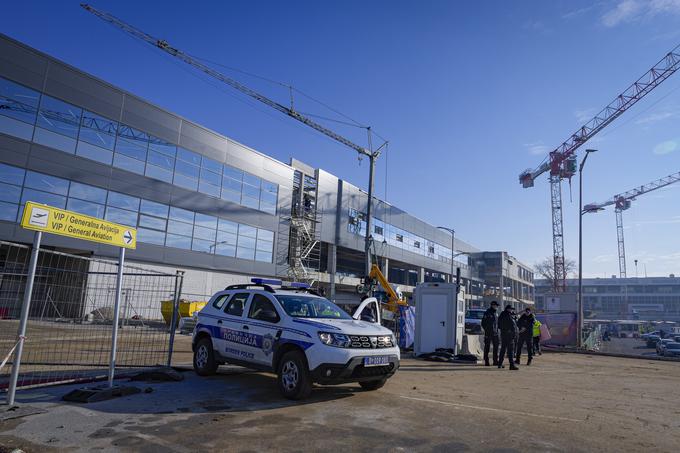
[
  {"left": 578, "top": 149, "right": 597, "bottom": 349},
  {"left": 436, "top": 226, "right": 455, "bottom": 283}
]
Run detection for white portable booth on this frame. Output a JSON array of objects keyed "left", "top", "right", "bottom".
[{"left": 414, "top": 282, "right": 465, "bottom": 356}]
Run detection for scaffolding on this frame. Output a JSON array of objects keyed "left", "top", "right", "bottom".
[{"left": 283, "top": 170, "right": 321, "bottom": 287}]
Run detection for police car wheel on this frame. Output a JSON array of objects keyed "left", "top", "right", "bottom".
[
  {"left": 193, "top": 337, "right": 218, "bottom": 376},
  {"left": 359, "top": 378, "right": 387, "bottom": 391},
  {"left": 277, "top": 350, "right": 312, "bottom": 400}
]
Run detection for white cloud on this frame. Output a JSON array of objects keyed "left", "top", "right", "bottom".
[
  {"left": 574, "top": 108, "right": 598, "bottom": 124},
  {"left": 653, "top": 139, "right": 678, "bottom": 155},
  {"left": 592, "top": 254, "right": 617, "bottom": 263},
  {"left": 524, "top": 141, "right": 550, "bottom": 155},
  {"left": 635, "top": 111, "right": 677, "bottom": 125},
  {"left": 523, "top": 20, "right": 552, "bottom": 33},
  {"left": 602, "top": 0, "right": 644, "bottom": 27},
  {"left": 631, "top": 218, "right": 680, "bottom": 226},
  {"left": 563, "top": 4, "right": 599, "bottom": 19},
  {"left": 602, "top": 0, "right": 680, "bottom": 27}
]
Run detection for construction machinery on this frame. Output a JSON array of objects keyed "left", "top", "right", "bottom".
[
  {"left": 519, "top": 44, "right": 680, "bottom": 292},
  {"left": 357, "top": 264, "right": 408, "bottom": 313},
  {"left": 81, "top": 4, "right": 387, "bottom": 286},
  {"left": 584, "top": 171, "right": 680, "bottom": 278}
]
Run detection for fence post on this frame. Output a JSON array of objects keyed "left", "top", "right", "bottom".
[
  {"left": 7, "top": 231, "right": 42, "bottom": 406},
  {"left": 166, "top": 270, "right": 184, "bottom": 367},
  {"left": 107, "top": 247, "right": 125, "bottom": 388}
]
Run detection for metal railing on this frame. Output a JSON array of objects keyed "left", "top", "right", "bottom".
[{"left": 0, "top": 241, "right": 183, "bottom": 392}]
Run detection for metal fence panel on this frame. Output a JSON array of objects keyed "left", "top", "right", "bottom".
[{"left": 0, "top": 241, "right": 181, "bottom": 390}]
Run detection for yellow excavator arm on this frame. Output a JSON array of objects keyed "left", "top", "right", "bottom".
[{"left": 368, "top": 264, "right": 408, "bottom": 312}]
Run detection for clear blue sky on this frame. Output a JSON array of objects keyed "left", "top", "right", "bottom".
[{"left": 4, "top": 0, "right": 680, "bottom": 277}]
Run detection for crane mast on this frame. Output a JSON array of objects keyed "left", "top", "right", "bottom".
[
  {"left": 81, "top": 3, "right": 385, "bottom": 279},
  {"left": 519, "top": 44, "right": 680, "bottom": 292},
  {"left": 584, "top": 170, "right": 680, "bottom": 278}
]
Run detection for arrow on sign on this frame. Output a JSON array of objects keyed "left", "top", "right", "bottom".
[{"left": 123, "top": 230, "right": 133, "bottom": 244}]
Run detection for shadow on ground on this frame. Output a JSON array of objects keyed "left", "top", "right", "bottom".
[{"left": 10, "top": 365, "right": 359, "bottom": 416}]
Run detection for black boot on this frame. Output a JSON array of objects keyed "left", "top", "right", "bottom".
[
  {"left": 485, "top": 361, "right": 490, "bottom": 367},
  {"left": 510, "top": 363, "right": 519, "bottom": 370}
]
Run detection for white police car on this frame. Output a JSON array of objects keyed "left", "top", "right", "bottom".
[{"left": 192, "top": 279, "right": 400, "bottom": 399}]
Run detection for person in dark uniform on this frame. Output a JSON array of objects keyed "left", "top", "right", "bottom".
[
  {"left": 498, "top": 305, "right": 519, "bottom": 370},
  {"left": 515, "top": 307, "right": 536, "bottom": 365},
  {"left": 481, "top": 301, "right": 500, "bottom": 366}
]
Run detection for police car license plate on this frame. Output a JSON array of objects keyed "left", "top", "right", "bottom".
[{"left": 364, "top": 356, "right": 389, "bottom": 367}]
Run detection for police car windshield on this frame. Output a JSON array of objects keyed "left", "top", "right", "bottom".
[{"left": 275, "top": 295, "right": 352, "bottom": 319}]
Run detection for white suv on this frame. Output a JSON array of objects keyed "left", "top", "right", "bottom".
[{"left": 192, "top": 279, "right": 400, "bottom": 399}]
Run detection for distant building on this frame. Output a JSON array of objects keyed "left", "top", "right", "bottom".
[
  {"left": 468, "top": 252, "right": 535, "bottom": 310},
  {"left": 535, "top": 276, "right": 680, "bottom": 322}
]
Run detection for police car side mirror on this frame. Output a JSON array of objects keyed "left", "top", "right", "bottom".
[{"left": 361, "top": 312, "right": 376, "bottom": 323}]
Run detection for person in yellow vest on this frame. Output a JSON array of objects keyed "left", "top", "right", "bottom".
[{"left": 533, "top": 318, "right": 542, "bottom": 356}]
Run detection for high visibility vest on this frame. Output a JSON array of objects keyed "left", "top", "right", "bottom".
[{"left": 533, "top": 320, "right": 542, "bottom": 337}]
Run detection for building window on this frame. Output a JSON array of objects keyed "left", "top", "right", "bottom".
[
  {"left": 34, "top": 94, "right": 82, "bottom": 154},
  {"left": 0, "top": 77, "right": 40, "bottom": 141}
]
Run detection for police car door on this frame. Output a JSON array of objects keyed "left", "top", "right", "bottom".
[
  {"left": 244, "top": 293, "right": 281, "bottom": 368},
  {"left": 219, "top": 292, "right": 252, "bottom": 361}
]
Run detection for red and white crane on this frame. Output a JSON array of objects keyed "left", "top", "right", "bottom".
[
  {"left": 519, "top": 45, "right": 680, "bottom": 292},
  {"left": 583, "top": 171, "right": 680, "bottom": 278}
]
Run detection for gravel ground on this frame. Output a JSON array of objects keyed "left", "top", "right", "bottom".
[{"left": 1, "top": 351, "right": 679, "bottom": 452}]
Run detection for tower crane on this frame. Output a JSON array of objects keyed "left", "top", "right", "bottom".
[
  {"left": 81, "top": 4, "right": 386, "bottom": 279},
  {"left": 519, "top": 44, "right": 680, "bottom": 293},
  {"left": 584, "top": 171, "right": 680, "bottom": 278}
]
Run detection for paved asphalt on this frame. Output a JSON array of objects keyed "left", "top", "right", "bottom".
[{"left": 1, "top": 352, "right": 679, "bottom": 452}]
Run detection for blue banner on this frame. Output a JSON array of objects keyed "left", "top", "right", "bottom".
[{"left": 399, "top": 306, "right": 416, "bottom": 349}]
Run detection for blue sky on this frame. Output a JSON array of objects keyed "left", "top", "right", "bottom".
[{"left": 4, "top": 0, "right": 680, "bottom": 277}]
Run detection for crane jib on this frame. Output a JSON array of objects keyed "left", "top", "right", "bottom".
[
  {"left": 80, "top": 3, "right": 373, "bottom": 159},
  {"left": 521, "top": 48, "right": 680, "bottom": 183}
]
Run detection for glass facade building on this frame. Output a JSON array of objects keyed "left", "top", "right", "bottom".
[
  {"left": 0, "top": 33, "right": 534, "bottom": 303},
  {"left": 535, "top": 277, "right": 680, "bottom": 322}
]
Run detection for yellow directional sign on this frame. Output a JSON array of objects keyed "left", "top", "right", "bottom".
[{"left": 21, "top": 201, "right": 137, "bottom": 249}]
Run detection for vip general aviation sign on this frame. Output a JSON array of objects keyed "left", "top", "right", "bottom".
[{"left": 21, "top": 201, "right": 137, "bottom": 249}]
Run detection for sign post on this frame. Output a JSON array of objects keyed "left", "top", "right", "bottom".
[
  {"left": 108, "top": 247, "right": 125, "bottom": 387},
  {"left": 7, "top": 202, "right": 137, "bottom": 404},
  {"left": 6, "top": 231, "right": 42, "bottom": 406}
]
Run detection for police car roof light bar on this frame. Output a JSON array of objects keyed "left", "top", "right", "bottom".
[
  {"left": 289, "top": 282, "right": 310, "bottom": 288},
  {"left": 251, "top": 278, "right": 282, "bottom": 286}
]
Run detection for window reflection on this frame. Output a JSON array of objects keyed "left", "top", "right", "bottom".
[
  {"left": 0, "top": 160, "right": 276, "bottom": 263},
  {"left": 0, "top": 76, "right": 279, "bottom": 216},
  {"left": 36, "top": 95, "right": 81, "bottom": 139}
]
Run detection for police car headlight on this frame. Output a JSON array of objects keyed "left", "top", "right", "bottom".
[{"left": 318, "top": 332, "right": 351, "bottom": 348}]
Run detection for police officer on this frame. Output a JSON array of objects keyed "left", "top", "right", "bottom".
[
  {"left": 498, "top": 305, "right": 519, "bottom": 370},
  {"left": 481, "top": 301, "right": 499, "bottom": 366},
  {"left": 515, "top": 307, "right": 536, "bottom": 365}
]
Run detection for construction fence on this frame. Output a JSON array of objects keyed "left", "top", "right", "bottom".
[{"left": 0, "top": 241, "right": 183, "bottom": 391}]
